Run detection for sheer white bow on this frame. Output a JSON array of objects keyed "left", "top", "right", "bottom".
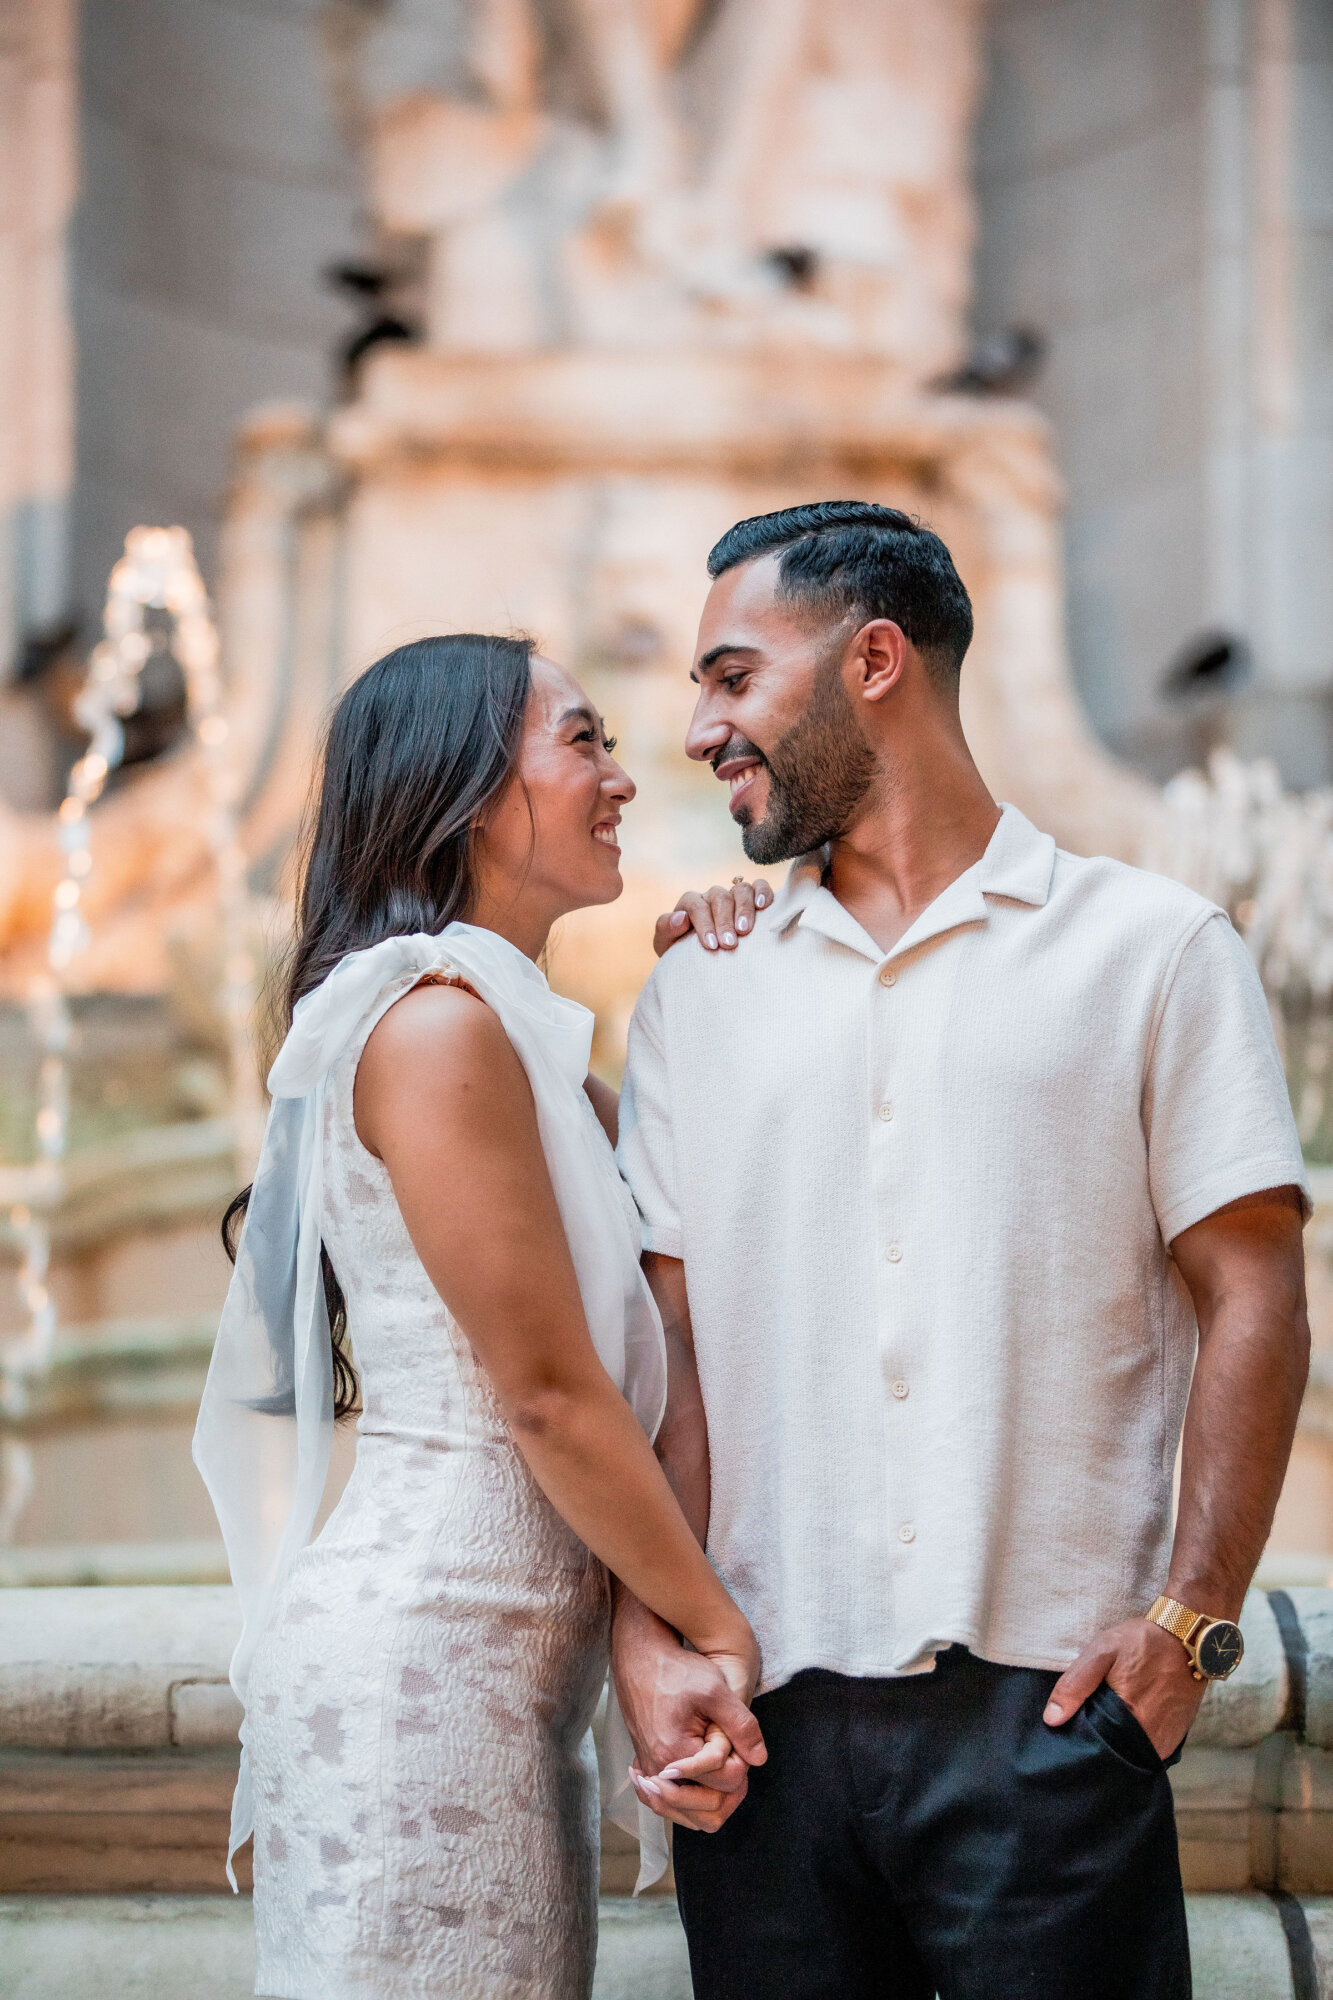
[{"left": 192, "top": 923, "right": 670, "bottom": 1891}]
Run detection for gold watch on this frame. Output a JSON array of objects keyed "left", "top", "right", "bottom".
[{"left": 1146, "top": 1595, "right": 1245, "bottom": 1682}]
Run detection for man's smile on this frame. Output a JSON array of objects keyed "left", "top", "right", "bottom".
[{"left": 713, "top": 754, "right": 765, "bottom": 817}]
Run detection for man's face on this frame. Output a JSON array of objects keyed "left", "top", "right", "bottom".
[{"left": 686, "top": 553, "right": 877, "bottom": 865}]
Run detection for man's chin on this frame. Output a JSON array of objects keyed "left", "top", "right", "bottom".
[
  {"left": 741, "top": 810, "right": 839, "bottom": 867},
  {"left": 740, "top": 818, "right": 797, "bottom": 867}
]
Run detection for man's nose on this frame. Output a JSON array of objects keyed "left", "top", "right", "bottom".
[{"left": 685, "top": 694, "right": 730, "bottom": 765}]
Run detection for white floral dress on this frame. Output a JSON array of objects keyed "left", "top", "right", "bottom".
[{"left": 245, "top": 971, "right": 610, "bottom": 1999}]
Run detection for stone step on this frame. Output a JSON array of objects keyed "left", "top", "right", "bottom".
[
  {"left": 1, "top": 1894, "right": 1331, "bottom": 1999},
  {"left": 0, "top": 1118, "right": 238, "bottom": 1253},
  {"left": 2, "top": 1316, "right": 220, "bottom": 1433}
]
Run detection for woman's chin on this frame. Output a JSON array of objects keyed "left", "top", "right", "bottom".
[
  {"left": 555, "top": 860, "right": 624, "bottom": 915},
  {"left": 590, "top": 862, "right": 625, "bottom": 906}
]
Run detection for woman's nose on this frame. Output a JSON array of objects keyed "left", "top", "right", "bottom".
[{"left": 604, "top": 757, "right": 635, "bottom": 805}]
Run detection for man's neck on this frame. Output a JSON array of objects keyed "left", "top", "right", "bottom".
[{"left": 824, "top": 757, "right": 1001, "bottom": 955}]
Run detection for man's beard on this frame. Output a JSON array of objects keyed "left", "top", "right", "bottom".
[{"left": 727, "top": 658, "right": 878, "bottom": 866}]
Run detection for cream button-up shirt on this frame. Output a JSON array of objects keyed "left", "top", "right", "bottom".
[{"left": 617, "top": 805, "right": 1309, "bottom": 1688}]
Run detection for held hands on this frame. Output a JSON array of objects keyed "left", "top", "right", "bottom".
[
  {"left": 612, "top": 1597, "right": 766, "bottom": 1834},
  {"left": 1043, "top": 1616, "right": 1208, "bottom": 1759},
  {"left": 653, "top": 879, "right": 773, "bottom": 959}
]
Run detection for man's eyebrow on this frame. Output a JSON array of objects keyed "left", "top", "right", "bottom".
[{"left": 690, "top": 643, "right": 760, "bottom": 684}]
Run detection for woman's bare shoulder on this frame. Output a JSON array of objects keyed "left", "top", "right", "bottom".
[
  {"left": 362, "top": 977, "right": 513, "bottom": 1076},
  {"left": 356, "top": 979, "right": 531, "bottom": 1158}
]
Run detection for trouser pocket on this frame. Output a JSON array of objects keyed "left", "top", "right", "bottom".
[{"left": 1081, "top": 1680, "right": 1165, "bottom": 1774}]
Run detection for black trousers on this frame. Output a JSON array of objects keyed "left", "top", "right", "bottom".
[{"left": 673, "top": 1649, "right": 1190, "bottom": 2000}]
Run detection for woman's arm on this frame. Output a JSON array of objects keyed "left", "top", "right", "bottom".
[
  {"left": 610, "top": 1252, "right": 761, "bottom": 1832},
  {"left": 355, "top": 982, "right": 758, "bottom": 1688}
]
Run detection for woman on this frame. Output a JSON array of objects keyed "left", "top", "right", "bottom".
[{"left": 194, "top": 633, "right": 767, "bottom": 2000}]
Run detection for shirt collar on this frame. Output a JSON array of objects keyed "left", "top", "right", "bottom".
[
  {"left": 976, "top": 803, "right": 1058, "bottom": 907},
  {"left": 772, "top": 803, "right": 1056, "bottom": 963}
]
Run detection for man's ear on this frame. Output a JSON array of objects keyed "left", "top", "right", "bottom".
[{"left": 854, "top": 620, "right": 908, "bottom": 704}]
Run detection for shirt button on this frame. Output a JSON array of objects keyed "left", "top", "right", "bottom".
[
  {"left": 878, "top": 967, "right": 897, "bottom": 987},
  {"left": 885, "top": 1243, "right": 903, "bottom": 1263},
  {"left": 899, "top": 1523, "right": 916, "bottom": 1544},
  {"left": 876, "top": 1103, "right": 893, "bottom": 1122},
  {"left": 891, "top": 1379, "right": 909, "bottom": 1400}
]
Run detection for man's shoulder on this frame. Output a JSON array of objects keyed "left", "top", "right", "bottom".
[
  {"left": 640, "top": 903, "right": 788, "bottom": 1004},
  {"left": 1049, "top": 846, "right": 1225, "bottom": 950}
]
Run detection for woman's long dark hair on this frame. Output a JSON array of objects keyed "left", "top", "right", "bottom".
[{"left": 222, "top": 634, "right": 535, "bottom": 1418}]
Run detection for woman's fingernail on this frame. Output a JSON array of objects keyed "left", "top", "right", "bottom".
[
  {"left": 706, "top": 933, "right": 718, "bottom": 950},
  {"left": 756, "top": 893, "right": 768, "bottom": 908},
  {"left": 660, "top": 1766, "right": 683, "bottom": 1783},
  {"left": 670, "top": 911, "right": 687, "bottom": 927},
  {"left": 722, "top": 931, "right": 735, "bottom": 947},
  {"left": 638, "top": 1776, "right": 661, "bottom": 1797},
  {"left": 737, "top": 916, "right": 749, "bottom": 932}
]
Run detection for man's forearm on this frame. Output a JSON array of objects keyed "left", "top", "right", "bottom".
[
  {"left": 1168, "top": 1191, "right": 1309, "bottom": 1619},
  {"left": 643, "top": 1249, "right": 711, "bottom": 1548},
  {"left": 610, "top": 1252, "right": 711, "bottom": 1635},
  {"left": 1046, "top": 1191, "right": 1308, "bottom": 1754}
]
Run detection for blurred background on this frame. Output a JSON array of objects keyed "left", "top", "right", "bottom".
[{"left": 2, "top": 0, "right": 1332, "bottom": 1594}]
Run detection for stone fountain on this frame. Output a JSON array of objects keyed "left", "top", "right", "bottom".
[{"left": 1, "top": 0, "right": 1333, "bottom": 1578}]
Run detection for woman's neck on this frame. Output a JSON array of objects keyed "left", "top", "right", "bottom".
[{"left": 466, "top": 880, "right": 554, "bottom": 962}]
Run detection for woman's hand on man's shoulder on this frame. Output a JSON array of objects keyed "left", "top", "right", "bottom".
[{"left": 653, "top": 878, "right": 773, "bottom": 959}]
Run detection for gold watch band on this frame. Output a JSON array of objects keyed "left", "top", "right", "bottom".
[{"left": 1147, "top": 1594, "right": 1205, "bottom": 1648}]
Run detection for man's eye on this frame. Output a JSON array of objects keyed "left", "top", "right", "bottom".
[{"left": 722, "top": 677, "right": 745, "bottom": 693}]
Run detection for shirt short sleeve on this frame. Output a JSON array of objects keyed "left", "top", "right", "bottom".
[
  {"left": 1145, "top": 909, "right": 1311, "bottom": 1244},
  {"left": 616, "top": 974, "right": 684, "bottom": 1261}
]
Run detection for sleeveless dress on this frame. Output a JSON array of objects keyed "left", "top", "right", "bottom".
[{"left": 244, "top": 967, "right": 612, "bottom": 2000}]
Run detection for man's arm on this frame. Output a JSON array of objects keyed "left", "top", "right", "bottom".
[
  {"left": 644, "top": 1252, "right": 711, "bottom": 1540},
  {"left": 611, "top": 1251, "right": 766, "bottom": 1831},
  {"left": 583, "top": 1073, "right": 620, "bottom": 1145},
  {"left": 1044, "top": 1187, "right": 1309, "bottom": 1754}
]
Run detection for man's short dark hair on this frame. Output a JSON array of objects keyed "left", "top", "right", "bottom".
[{"left": 707, "top": 501, "right": 973, "bottom": 685}]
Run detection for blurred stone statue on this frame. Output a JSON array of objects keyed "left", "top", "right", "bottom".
[{"left": 373, "top": 0, "right": 978, "bottom": 374}]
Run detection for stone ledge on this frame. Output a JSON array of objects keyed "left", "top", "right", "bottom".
[
  {"left": 327, "top": 349, "right": 1058, "bottom": 486},
  {"left": 0, "top": 1583, "right": 1292, "bottom": 1752},
  {"left": 0, "top": 1587, "right": 239, "bottom": 1751},
  {"left": 3, "top": 1582, "right": 1331, "bottom": 1900}
]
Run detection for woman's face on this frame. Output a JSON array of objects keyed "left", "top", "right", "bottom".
[{"left": 474, "top": 655, "right": 635, "bottom": 935}]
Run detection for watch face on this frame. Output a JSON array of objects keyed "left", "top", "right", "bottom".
[{"left": 1196, "top": 1620, "right": 1245, "bottom": 1680}]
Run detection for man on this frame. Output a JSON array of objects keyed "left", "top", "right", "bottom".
[{"left": 612, "top": 501, "right": 1311, "bottom": 1999}]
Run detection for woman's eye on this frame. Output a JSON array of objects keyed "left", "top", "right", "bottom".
[{"left": 602, "top": 735, "right": 618, "bottom": 754}]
